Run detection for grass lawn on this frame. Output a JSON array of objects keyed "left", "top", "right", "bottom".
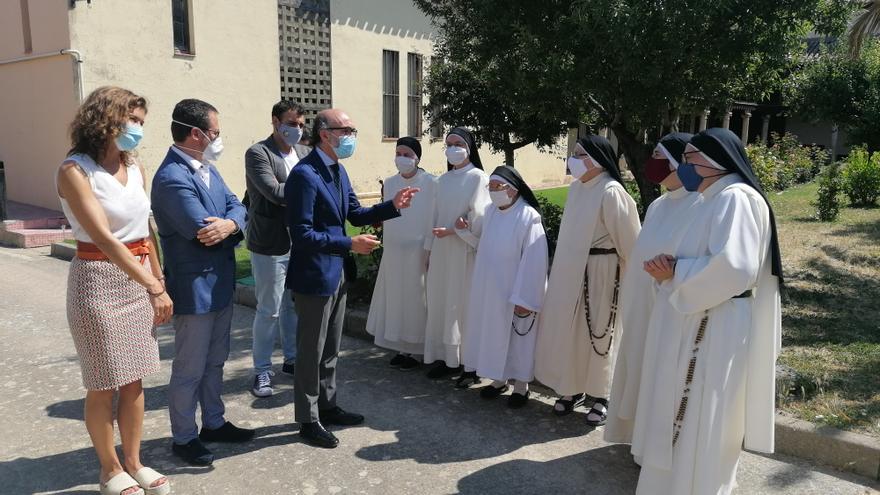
[
  {"left": 536, "top": 185, "right": 569, "bottom": 206},
  {"left": 768, "top": 182, "right": 880, "bottom": 436}
]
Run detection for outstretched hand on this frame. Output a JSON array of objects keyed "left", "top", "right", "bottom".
[{"left": 393, "top": 187, "right": 420, "bottom": 209}]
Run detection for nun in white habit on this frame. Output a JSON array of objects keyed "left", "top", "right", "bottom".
[
  {"left": 633, "top": 127, "right": 783, "bottom": 495},
  {"left": 423, "top": 127, "right": 492, "bottom": 387},
  {"left": 604, "top": 132, "right": 702, "bottom": 444},
  {"left": 367, "top": 137, "right": 437, "bottom": 371},
  {"left": 533, "top": 135, "right": 641, "bottom": 426},
  {"left": 461, "top": 165, "right": 548, "bottom": 408}
]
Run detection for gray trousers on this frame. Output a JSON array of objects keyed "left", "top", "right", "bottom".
[
  {"left": 293, "top": 273, "right": 347, "bottom": 423},
  {"left": 168, "top": 305, "right": 232, "bottom": 444}
]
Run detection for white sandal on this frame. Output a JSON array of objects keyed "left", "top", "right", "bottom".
[
  {"left": 131, "top": 467, "right": 171, "bottom": 495},
  {"left": 101, "top": 472, "right": 144, "bottom": 495}
]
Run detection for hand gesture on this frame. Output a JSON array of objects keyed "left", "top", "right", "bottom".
[
  {"left": 197, "top": 217, "right": 236, "bottom": 246},
  {"left": 351, "top": 234, "right": 380, "bottom": 254},
  {"left": 643, "top": 254, "right": 676, "bottom": 282},
  {"left": 432, "top": 227, "right": 455, "bottom": 238},
  {"left": 393, "top": 187, "right": 420, "bottom": 209},
  {"left": 455, "top": 216, "right": 469, "bottom": 230}
]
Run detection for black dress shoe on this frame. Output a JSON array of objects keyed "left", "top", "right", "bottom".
[
  {"left": 199, "top": 421, "right": 255, "bottom": 443},
  {"left": 282, "top": 362, "right": 296, "bottom": 376},
  {"left": 172, "top": 438, "right": 214, "bottom": 466},
  {"left": 507, "top": 390, "right": 530, "bottom": 409},
  {"left": 319, "top": 406, "right": 365, "bottom": 426},
  {"left": 300, "top": 421, "right": 339, "bottom": 448},
  {"left": 480, "top": 384, "right": 509, "bottom": 399}
]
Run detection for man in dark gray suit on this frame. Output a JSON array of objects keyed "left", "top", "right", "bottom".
[{"left": 244, "top": 100, "right": 311, "bottom": 398}]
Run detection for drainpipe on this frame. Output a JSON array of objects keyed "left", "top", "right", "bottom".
[{"left": 0, "top": 49, "right": 84, "bottom": 102}]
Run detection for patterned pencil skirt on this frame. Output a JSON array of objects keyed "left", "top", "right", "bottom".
[{"left": 66, "top": 257, "right": 161, "bottom": 390}]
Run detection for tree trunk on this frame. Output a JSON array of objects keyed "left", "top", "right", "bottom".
[
  {"left": 504, "top": 146, "right": 515, "bottom": 167},
  {"left": 612, "top": 124, "right": 660, "bottom": 216}
]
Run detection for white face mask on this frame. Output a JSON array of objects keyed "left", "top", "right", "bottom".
[
  {"left": 395, "top": 156, "right": 417, "bottom": 175},
  {"left": 446, "top": 146, "right": 469, "bottom": 166},
  {"left": 173, "top": 119, "right": 224, "bottom": 163},
  {"left": 490, "top": 189, "right": 513, "bottom": 208},
  {"left": 567, "top": 156, "right": 589, "bottom": 180},
  {"left": 202, "top": 136, "right": 224, "bottom": 163}
]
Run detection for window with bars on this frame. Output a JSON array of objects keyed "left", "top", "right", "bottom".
[
  {"left": 172, "top": 0, "right": 193, "bottom": 55},
  {"left": 278, "top": 0, "right": 332, "bottom": 119},
  {"left": 383, "top": 50, "right": 400, "bottom": 139},
  {"left": 407, "top": 53, "right": 423, "bottom": 137}
]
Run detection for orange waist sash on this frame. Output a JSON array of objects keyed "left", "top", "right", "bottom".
[{"left": 76, "top": 238, "right": 150, "bottom": 264}]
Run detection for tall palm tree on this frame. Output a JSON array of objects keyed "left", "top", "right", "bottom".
[{"left": 849, "top": 1, "right": 880, "bottom": 57}]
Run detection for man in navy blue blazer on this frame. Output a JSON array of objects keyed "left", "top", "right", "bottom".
[
  {"left": 152, "top": 99, "right": 254, "bottom": 466},
  {"left": 285, "top": 108, "right": 418, "bottom": 448}
]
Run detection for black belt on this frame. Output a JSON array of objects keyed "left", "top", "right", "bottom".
[
  {"left": 589, "top": 248, "right": 617, "bottom": 255},
  {"left": 732, "top": 290, "right": 752, "bottom": 299}
]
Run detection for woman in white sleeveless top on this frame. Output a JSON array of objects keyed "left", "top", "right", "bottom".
[{"left": 57, "top": 87, "right": 172, "bottom": 495}]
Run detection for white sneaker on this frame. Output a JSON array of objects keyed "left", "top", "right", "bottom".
[{"left": 251, "top": 371, "right": 274, "bottom": 398}]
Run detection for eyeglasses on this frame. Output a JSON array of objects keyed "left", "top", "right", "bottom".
[
  {"left": 325, "top": 126, "right": 358, "bottom": 136},
  {"left": 487, "top": 183, "right": 513, "bottom": 192},
  {"left": 203, "top": 128, "right": 221, "bottom": 140}
]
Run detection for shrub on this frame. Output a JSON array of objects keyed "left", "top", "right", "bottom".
[
  {"left": 809, "top": 146, "right": 831, "bottom": 177},
  {"left": 536, "top": 195, "right": 563, "bottom": 259},
  {"left": 622, "top": 179, "right": 644, "bottom": 217},
  {"left": 812, "top": 162, "right": 844, "bottom": 221},
  {"left": 843, "top": 147, "right": 880, "bottom": 206},
  {"left": 746, "top": 144, "right": 781, "bottom": 191},
  {"left": 771, "top": 132, "right": 816, "bottom": 186}
]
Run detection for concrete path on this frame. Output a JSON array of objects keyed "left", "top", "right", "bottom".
[{"left": 0, "top": 245, "right": 877, "bottom": 494}]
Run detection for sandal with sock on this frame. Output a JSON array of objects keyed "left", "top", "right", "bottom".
[
  {"left": 553, "top": 393, "right": 585, "bottom": 416},
  {"left": 585, "top": 399, "right": 608, "bottom": 427}
]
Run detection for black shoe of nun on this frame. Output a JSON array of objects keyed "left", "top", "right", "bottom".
[
  {"left": 426, "top": 363, "right": 461, "bottom": 379},
  {"left": 398, "top": 356, "right": 421, "bottom": 372},
  {"left": 389, "top": 354, "right": 406, "bottom": 368},
  {"left": 480, "top": 383, "right": 509, "bottom": 399},
  {"left": 507, "top": 391, "right": 530, "bottom": 409},
  {"left": 455, "top": 371, "right": 481, "bottom": 389},
  {"left": 553, "top": 393, "right": 585, "bottom": 417}
]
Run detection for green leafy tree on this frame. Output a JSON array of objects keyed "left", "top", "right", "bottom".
[
  {"left": 416, "top": 0, "right": 584, "bottom": 167},
  {"left": 789, "top": 39, "right": 880, "bottom": 152},
  {"left": 416, "top": 0, "right": 846, "bottom": 207}
]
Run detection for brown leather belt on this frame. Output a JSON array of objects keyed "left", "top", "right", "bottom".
[{"left": 76, "top": 238, "right": 150, "bottom": 265}]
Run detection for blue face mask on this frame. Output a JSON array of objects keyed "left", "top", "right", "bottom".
[
  {"left": 115, "top": 123, "right": 143, "bottom": 151},
  {"left": 677, "top": 162, "right": 728, "bottom": 192},
  {"left": 333, "top": 134, "right": 357, "bottom": 160}
]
